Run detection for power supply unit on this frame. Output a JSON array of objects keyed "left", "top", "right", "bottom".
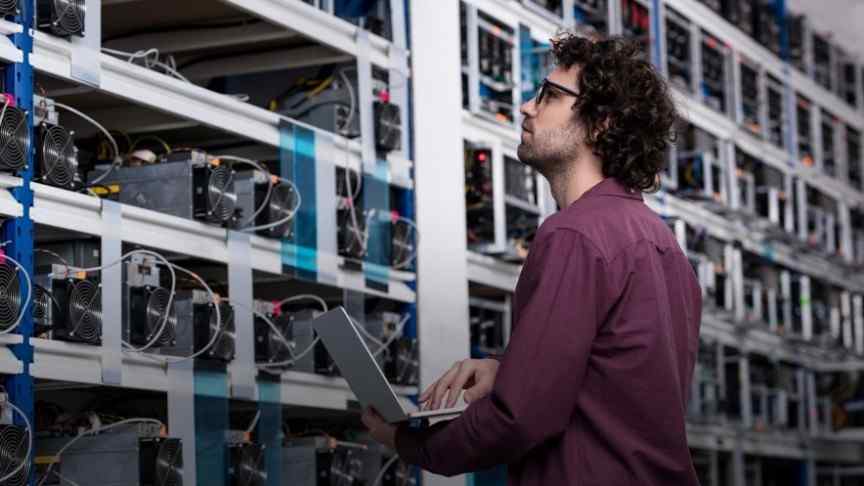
[
  {"left": 765, "top": 75, "right": 785, "bottom": 148},
  {"left": 37, "top": 0, "right": 85, "bottom": 37},
  {"left": 812, "top": 32, "right": 833, "bottom": 91},
  {"left": 233, "top": 170, "right": 298, "bottom": 239},
  {"left": 36, "top": 239, "right": 101, "bottom": 270},
  {"left": 253, "top": 300, "right": 294, "bottom": 375},
  {"left": 739, "top": 60, "right": 760, "bottom": 135},
  {"left": 122, "top": 254, "right": 177, "bottom": 349},
  {"left": 665, "top": 9, "right": 692, "bottom": 93},
  {"left": 158, "top": 289, "right": 235, "bottom": 363},
  {"left": 36, "top": 424, "right": 182, "bottom": 486},
  {"left": 753, "top": 2, "right": 780, "bottom": 56},
  {"left": 34, "top": 263, "right": 102, "bottom": 345},
  {"left": 700, "top": 32, "right": 729, "bottom": 113},
  {"left": 88, "top": 149, "right": 238, "bottom": 227},
  {"left": 787, "top": 14, "right": 806, "bottom": 72},
  {"left": 283, "top": 308, "right": 322, "bottom": 374}
]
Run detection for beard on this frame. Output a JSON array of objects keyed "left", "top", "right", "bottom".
[{"left": 517, "top": 126, "right": 580, "bottom": 177}]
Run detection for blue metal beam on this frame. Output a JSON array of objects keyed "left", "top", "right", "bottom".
[{"left": 3, "top": 1, "right": 35, "bottom": 484}]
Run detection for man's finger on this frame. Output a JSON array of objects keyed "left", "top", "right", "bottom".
[
  {"left": 419, "top": 381, "right": 436, "bottom": 402},
  {"left": 445, "top": 363, "right": 476, "bottom": 408},
  {"left": 431, "top": 364, "right": 461, "bottom": 410}
]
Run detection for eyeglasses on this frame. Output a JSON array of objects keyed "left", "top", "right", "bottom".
[{"left": 535, "top": 78, "right": 580, "bottom": 107}]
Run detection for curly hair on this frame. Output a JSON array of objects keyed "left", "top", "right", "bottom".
[{"left": 551, "top": 33, "right": 677, "bottom": 192}]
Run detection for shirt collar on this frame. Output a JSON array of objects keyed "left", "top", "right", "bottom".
[{"left": 580, "top": 177, "right": 644, "bottom": 201}]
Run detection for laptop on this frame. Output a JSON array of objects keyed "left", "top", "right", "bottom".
[{"left": 312, "top": 307, "right": 467, "bottom": 423}]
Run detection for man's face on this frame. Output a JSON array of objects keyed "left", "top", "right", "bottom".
[{"left": 517, "top": 66, "right": 585, "bottom": 176}]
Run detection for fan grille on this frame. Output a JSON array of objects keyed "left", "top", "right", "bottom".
[
  {"left": 39, "top": 124, "right": 78, "bottom": 188},
  {"left": 208, "top": 302, "right": 235, "bottom": 360},
  {"left": 234, "top": 445, "right": 266, "bottom": 486},
  {"left": 33, "top": 285, "right": 49, "bottom": 322},
  {"left": 0, "top": 262, "right": 20, "bottom": 330},
  {"left": 0, "top": 425, "right": 27, "bottom": 486},
  {"left": 146, "top": 287, "right": 177, "bottom": 347},
  {"left": 50, "top": 0, "right": 85, "bottom": 36},
  {"left": 0, "top": 106, "right": 28, "bottom": 172},
  {"left": 207, "top": 164, "right": 236, "bottom": 223},
  {"left": 68, "top": 279, "right": 101, "bottom": 343},
  {"left": 155, "top": 438, "right": 183, "bottom": 486},
  {"left": 391, "top": 219, "right": 415, "bottom": 268},
  {"left": 0, "top": 0, "right": 18, "bottom": 15},
  {"left": 265, "top": 183, "right": 297, "bottom": 237}
]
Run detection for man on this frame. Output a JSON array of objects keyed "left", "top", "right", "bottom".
[{"left": 363, "top": 33, "right": 701, "bottom": 485}]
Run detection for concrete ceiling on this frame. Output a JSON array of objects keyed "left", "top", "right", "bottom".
[{"left": 786, "top": 0, "right": 864, "bottom": 56}]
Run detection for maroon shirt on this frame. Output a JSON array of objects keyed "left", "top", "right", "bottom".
[{"left": 397, "top": 178, "right": 702, "bottom": 485}]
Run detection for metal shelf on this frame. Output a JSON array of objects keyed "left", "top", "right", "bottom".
[
  {"left": 30, "top": 31, "right": 414, "bottom": 190},
  {"left": 29, "top": 338, "right": 417, "bottom": 409},
  {"left": 646, "top": 191, "right": 864, "bottom": 293},
  {"left": 218, "top": 0, "right": 398, "bottom": 69},
  {"left": 29, "top": 182, "right": 417, "bottom": 303},
  {"left": 468, "top": 0, "right": 564, "bottom": 39},
  {"left": 686, "top": 423, "right": 863, "bottom": 462},
  {"left": 467, "top": 250, "right": 522, "bottom": 291},
  {"left": 0, "top": 19, "right": 22, "bottom": 64},
  {"left": 664, "top": 0, "right": 863, "bottom": 130}
]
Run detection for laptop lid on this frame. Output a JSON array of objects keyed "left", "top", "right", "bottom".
[{"left": 311, "top": 307, "right": 409, "bottom": 423}]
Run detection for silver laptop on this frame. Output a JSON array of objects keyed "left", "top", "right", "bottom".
[{"left": 312, "top": 307, "right": 466, "bottom": 423}]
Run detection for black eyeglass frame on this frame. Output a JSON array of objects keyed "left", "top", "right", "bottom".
[{"left": 535, "top": 78, "right": 581, "bottom": 106}]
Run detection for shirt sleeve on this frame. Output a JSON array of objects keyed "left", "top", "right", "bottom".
[{"left": 396, "top": 229, "right": 611, "bottom": 476}]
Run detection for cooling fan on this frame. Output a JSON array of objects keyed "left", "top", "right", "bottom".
[
  {"left": 254, "top": 311, "right": 293, "bottom": 372},
  {"left": 0, "top": 424, "right": 27, "bottom": 486},
  {"left": 0, "top": 0, "right": 18, "bottom": 16},
  {"left": 229, "top": 443, "right": 266, "bottom": 486},
  {"left": 32, "top": 284, "right": 53, "bottom": 335},
  {"left": 374, "top": 101, "right": 401, "bottom": 152},
  {"left": 66, "top": 277, "right": 102, "bottom": 344},
  {"left": 337, "top": 207, "right": 367, "bottom": 260},
  {"left": 37, "top": 123, "right": 80, "bottom": 189},
  {"left": 155, "top": 438, "right": 183, "bottom": 486},
  {"left": 391, "top": 217, "right": 416, "bottom": 269},
  {"left": 0, "top": 261, "right": 21, "bottom": 332},
  {"left": 129, "top": 286, "right": 177, "bottom": 348},
  {"left": 37, "top": 0, "right": 85, "bottom": 37},
  {"left": 205, "top": 163, "right": 237, "bottom": 225},
  {"left": 257, "top": 181, "right": 298, "bottom": 238},
  {"left": 0, "top": 103, "right": 28, "bottom": 173},
  {"left": 208, "top": 302, "right": 236, "bottom": 361}
]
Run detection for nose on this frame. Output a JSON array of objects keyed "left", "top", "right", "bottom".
[{"left": 521, "top": 97, "right": 537, "bottom": 119}]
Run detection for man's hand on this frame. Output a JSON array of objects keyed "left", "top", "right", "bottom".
[
  {"left": 420, "top": 358, "right": 500, "bottom": 410},
  {"left": 362, "top": 407, "right": 396, "bottom": 450}
]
